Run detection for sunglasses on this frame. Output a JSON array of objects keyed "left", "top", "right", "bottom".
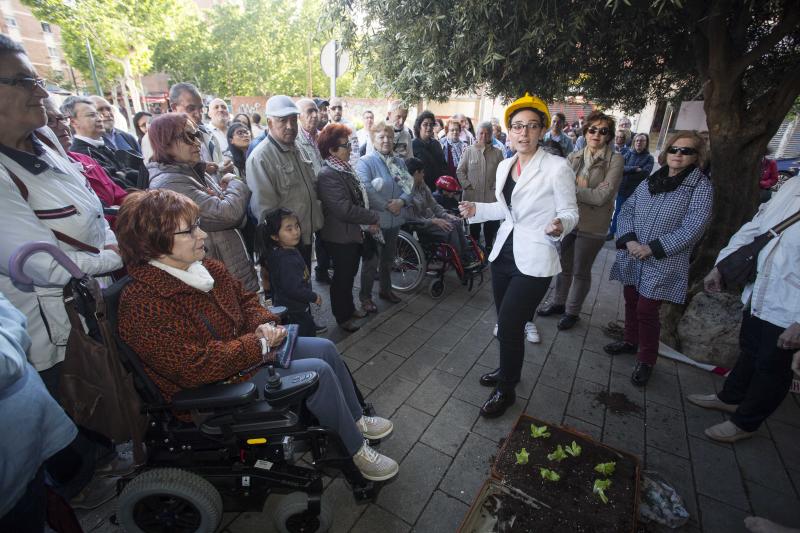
[
  {"left": 0, "top": 76, "right": 47, "bottom": 92},
  {"left": 587, "top": 126, "right": 610, "bottom": 136},
  {"left": 510, "top": 122, "right": 542, "bottom": 132},
  {"left": 666, "top": 146, "right": 698, "bottom": 156},
  {"left": 180, "top": 129, "right": 203, "bottom": 145},
  {"left": 174, "top": 217, "right": 202, "bottom": 236}
]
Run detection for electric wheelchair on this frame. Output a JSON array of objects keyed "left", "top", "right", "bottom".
[{"left": 9, "top": 242, "right": 377, "bottom": 533}]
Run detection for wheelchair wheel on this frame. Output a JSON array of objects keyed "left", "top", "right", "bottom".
[
  {"left": 272, "top": 491, "right": 332, "bottom": 533},
  {"left": 117, "top": 468, "right": 222, "bottom": 533},
  {"left": 390, "top": 230, "right": 426, "bottom": 293},
  {"left": 428, "top": 278, "right": 445, "bottom": 299}
]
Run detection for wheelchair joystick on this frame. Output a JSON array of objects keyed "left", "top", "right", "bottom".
[{"left": 265, "top": 365, "right": 282, "bottom": 390}]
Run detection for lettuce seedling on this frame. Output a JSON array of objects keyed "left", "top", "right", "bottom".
[
  {"left": 593, "top": 479, "right": 612, "bottom": 504},
  {"left": 530, "top": 424, "right": 551, "bottom": 439},
  {"left": 565, "top": 441, "right": 582, "bottom": 457},
  {"left": 539, "top": 468, "right": 560, "bottom": 482},
  {"left": 547, "top": 445, "right": 568, "bottom": 462},
  {"left": 515, "top": 447, "right": 529, "bottom": 465},
  {"left": 594, "top": 462, "right": 616, "bottom": 476}
]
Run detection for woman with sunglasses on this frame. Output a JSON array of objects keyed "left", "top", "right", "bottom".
[
  {"left": 459, "top": 93, "right": 578, "bottom": 418},
  {"left": 605, "top": 131, "right": 713, "bottom": 386},
  {"left": 146, "top": 113, "right": 258, "bottom": 293},
  {"left": 539, "top": 111, "right": 623, "bottom": 331}
]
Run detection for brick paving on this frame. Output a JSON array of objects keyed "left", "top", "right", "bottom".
[{"left": 78, "top": 244, "right": 800, "bottom": 533}]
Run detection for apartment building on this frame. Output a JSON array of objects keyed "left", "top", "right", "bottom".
[{"left": 0, "top": 0, "right": 71, "bottom": 80}]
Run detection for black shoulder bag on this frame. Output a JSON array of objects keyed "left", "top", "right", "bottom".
[{"left": 716, "top": 209, "right": 800, "bottom": 287}]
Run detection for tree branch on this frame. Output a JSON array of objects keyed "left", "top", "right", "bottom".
[{"left": 734, "top": 0, "right": 800, "bottom": 76}]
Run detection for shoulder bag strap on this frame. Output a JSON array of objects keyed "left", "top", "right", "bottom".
[{"left": 771, "top": 209, "right": 800, "bottom": 236}]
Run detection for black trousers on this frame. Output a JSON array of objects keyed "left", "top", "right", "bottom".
[
  {"left": 491, "top": 242, "right": 551, "bottom": 391},
  {"left": 719, "top": 311, "right": 794, "bottom": 432},
  {"left": 299, "top": 243, "right": 313, "bottom": 271},
  {"left": 0, "top": 466, "right": 45, "bottom": 533},
  {"left": 470, "top": 221, "right": 499, "bottom": 252},
  {"left": 326, "top": 241, "right": 363, "bottom": 324},
  {"left": 314, "top": 232, "right": 331, "bottom": 275}
]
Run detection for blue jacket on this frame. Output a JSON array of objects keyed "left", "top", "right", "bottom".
[
  {"left": 0, "top": 292, "right": 76, "bottom": 515},
  {"left": 355, "top": 152, "right": 413, "bottom": 229},
  {"left": 265, "top": 247, "right": 317, "bottom": 313},
  {"left": 620, "top": 150, "right": 654, "bottom": 197}
]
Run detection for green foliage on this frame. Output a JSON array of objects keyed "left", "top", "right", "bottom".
[
  {"left": 547, "top": 445, "right": 568, "bottom": 462},
  {"left": 593, "top": 479, "right": 613, "bottom": 504},
  {"left": 539, "top": 468, "right": 560, "bottom": 482},
  {"left": 152, "top": 0, "right": 381, "bottom": 97},
  {"left": 514, "top": 448, "right": 529, "bottom": 465},
  {"left": 530, "top": 425, "right": 551, "bottom": 439},
  {"left": 565, "top": 441, "right": 582, "bottom": 458},
  {"left": 594, "top": 462, "right": 616, "bottom": 476},
  {"left": 22, "top": 0, "right": 191, "bottom": 87}
]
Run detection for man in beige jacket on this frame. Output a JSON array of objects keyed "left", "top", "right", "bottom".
[{"left": 246, "top": 95, "right": 324, "bottom": 268}]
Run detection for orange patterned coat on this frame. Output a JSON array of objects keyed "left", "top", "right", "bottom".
[{"left": 118, "top": 259, "right": 278, "bottom": 406}]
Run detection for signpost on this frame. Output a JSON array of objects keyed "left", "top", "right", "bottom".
[{"left": 320, "top": 39, "right": 349, "bottom": 98}]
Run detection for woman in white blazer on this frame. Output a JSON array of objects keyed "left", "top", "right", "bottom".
[{"left": 459, "top": 94, "right": 578, "bottom": 418}]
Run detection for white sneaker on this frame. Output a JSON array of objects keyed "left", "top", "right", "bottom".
[
  {"left": 353, "top": 440, "right": 399, "bottom": 481},
  {"left": 356, "top": 416, "right": 393, "bottom": 439},
  {"left": 525, "top": 322, "right": 541, "bottom": 344},
  {"left": 493, "top": 324, "right": 498, "bottom": 337}
]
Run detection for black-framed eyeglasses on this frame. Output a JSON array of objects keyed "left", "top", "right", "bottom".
[
  {"left": 0, "top": 76, "right": 47, "bottom": 91},
  {"left": 587, "top": 126, "right": 610, "bottom": 136},
  {"left": 174, "top": 217, "right": 202, "bottom": 236},
  {"left": 510, "top": 122, "right": 542, "bottom": 133},
  {"left": 336, "top": 141, "right": 352, "bottom": 150},
  {"left": 666, "top": 146, "right": 698, "bottom": 156}
]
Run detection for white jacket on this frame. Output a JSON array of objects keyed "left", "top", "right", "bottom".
[
  {"left": 716, "top": 177, "right": 800, "bottom": 329},
  {"left": 470, "top": 149, "right": 579, "bottom": 277},
  {"left": 0, "top": 128, "right": 122, "bottom": 370}
]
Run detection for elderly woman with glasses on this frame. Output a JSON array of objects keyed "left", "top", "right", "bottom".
[
  {"left": 605, "top": 131, "right": 713, "bottom": 386},
  {"left": 146, "top": 113, "right": 258, "bottom": 292},
  {"left": 539, "top": 111, "right": 623, "bottom": 331},
  {"left": 114, "top": 189, "right": 399, "bottom": 482},
  {"left": 459, "top": 94, "right": 578, "bottom": 418}
]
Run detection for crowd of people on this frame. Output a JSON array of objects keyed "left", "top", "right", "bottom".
[{"left": 1, "top": 32, "right": 799, "bottom": 533}]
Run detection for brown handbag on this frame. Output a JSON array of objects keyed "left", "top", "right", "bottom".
[{"left": 59, "top": 278, "right": 147, "bottom": 463}]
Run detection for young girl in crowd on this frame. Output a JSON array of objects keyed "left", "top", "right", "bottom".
[{"left": 255, "top": 207, "right": 321, "bottom": 337}]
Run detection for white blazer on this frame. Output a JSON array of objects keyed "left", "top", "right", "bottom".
[{"left": 470, "top": 149, "right": 578, "bottom": 277}]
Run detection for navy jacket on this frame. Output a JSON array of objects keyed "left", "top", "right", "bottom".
[
  {"left": 620, "top": 150, "right": 654, "bottom": 197},
  {"left": 265, "top": 247, "right": 317, "bottom": 312}
]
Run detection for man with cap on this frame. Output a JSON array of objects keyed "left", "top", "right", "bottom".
[
  {"left": 314, "top": 97, "right": 329, "bottom": 131},
  {"left": 329, "top": 96, "right": 360, "bottom": 167},
  {"left": 246, "top": 95, "right": 324, "bottom": 270}
]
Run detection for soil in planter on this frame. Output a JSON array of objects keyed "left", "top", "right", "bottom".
[{"left": 494, "top": 422, "right": 638, "bottom": 533}]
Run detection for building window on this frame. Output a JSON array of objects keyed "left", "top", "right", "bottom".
[
  {"left": 48, "top": 46, "right": 58, "bottom": 58},
  {"left": 41, "top": 22, "right": 52, "bottom": 33},
  {"left": 4, "top": 16, "right": 17, "bottom": 28}
]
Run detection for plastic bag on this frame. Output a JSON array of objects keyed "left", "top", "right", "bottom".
[{"left": 639, "top": 470, "right": 690, "bottom": 528}]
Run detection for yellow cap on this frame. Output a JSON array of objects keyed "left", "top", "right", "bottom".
[{"left": 504, "top": 93, "right": 551, "bottom": 130}]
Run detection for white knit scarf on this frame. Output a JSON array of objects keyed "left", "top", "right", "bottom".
[{"left": 149, "top": 259, "right": 215, "bottom": 293}]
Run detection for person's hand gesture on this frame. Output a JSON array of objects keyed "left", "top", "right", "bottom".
[
  {"left": 205, "top": 162, "right": 219, "bottom": 174},
  {"left": 255, "top": 323, "right": 287, "bottom": 347},
  {"left": 545, "top": 218, "right": 563, "bottom": 237},
  {"left": 778, "top": 322, "right": 800, "bottom": 351},
  {"left": 315, "top": 294, "right": 323, "bottom": 306},
  {"left": 458, "top": 201, "right": 476, "bottom": 219},
  {"left": 431, "top": 218, "right": 453, "bottom": 231},
  {"left": 386, "top": 199, "right": 403, "bottom": 215},
  {"left": 704, "top": 267, "right": 723, "bottom": 293}
]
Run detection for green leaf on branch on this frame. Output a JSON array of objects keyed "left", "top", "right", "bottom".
[
  {"left": 530, "top": 425, "right": 551, "bottom": 439},
  {"left": 547, "top": 445, "right": 568, "bottom": 462},
  {"left": 539, "top": 468, "right": 560, "bottom": 482},
  {"left": 515, "top": 448, "right": 529, "bottom": 465},
  {"left": 565, "top": 441, "right": 582, "bottom": 457},
  {"left": 593, "top": 479, "right": 612, "bottom": 504},
  {"left": 594, "top": 462, "right": 616, "bottom": 476}
]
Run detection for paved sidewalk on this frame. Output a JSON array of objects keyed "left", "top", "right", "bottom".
[{"left": 79, "top": 245, "right": 800, "bottom": 532}]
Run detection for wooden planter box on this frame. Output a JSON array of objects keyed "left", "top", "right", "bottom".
[{"left": 461, "top": 413, "right": 640, "bottom": 533}]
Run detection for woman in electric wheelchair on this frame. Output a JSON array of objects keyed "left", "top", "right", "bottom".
[
  {"left": 404, "top": 158, "right": 480, "bottom": 269},
  {"left": 113, "top": 189, "right": 399, "bottom": 482}
]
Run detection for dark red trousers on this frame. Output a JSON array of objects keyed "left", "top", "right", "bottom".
[{"left": 623, "top": 285, "right": 662, "bottom": 365}]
